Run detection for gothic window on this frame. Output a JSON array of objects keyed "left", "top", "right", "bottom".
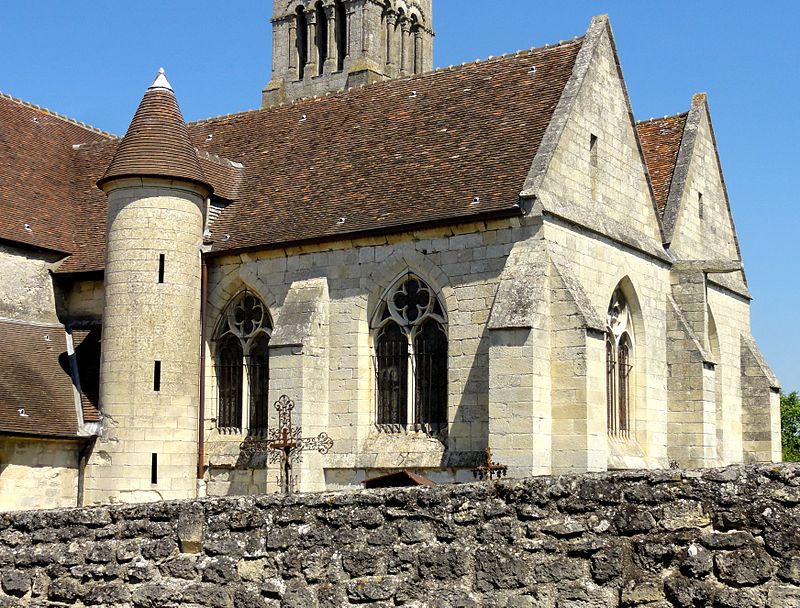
[
  {"left": 215, "top": 292, "right": 272, "bottom": 434},
  {"left": 335, "top": 0, "right": 347, "bottom": 72},
  {"left": 606, "top": 288, "right": 633, "bottom": 438},
  {"left": 373, "top": 274, "right": 448, "bottom": 430}
]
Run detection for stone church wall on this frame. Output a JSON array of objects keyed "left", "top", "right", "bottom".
[
  {"left": 544, "top": 218, "right": 672, "bottom": 469},
  {"left": 0, "top": 437, "right": 78, "bottom": 512},
  {"left": 202, "top": 216, "right": 534, "bottom": 493},
  {"left": 0, "top": 244, "right": 62, "bottom": 324},
  {"left": 1, "top": 464, "right": 800, "bottom": 607}
]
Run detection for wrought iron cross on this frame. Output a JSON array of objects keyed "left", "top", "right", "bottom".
[
  {"left": 239, "top": 395, "right": 334, "bottom": 494},
  {"left": 471, "top": 447, "right": 508, "bottom": 481}
]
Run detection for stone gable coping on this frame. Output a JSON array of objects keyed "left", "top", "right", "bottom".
[
  {"left": 662, "top": 95, "right": 746, "bottom": 290},
  {"left": 741, "top": 334, "right": 780, "bottom": 390},
  {"left": 521, "top": 14, "right": 665, "bottom": 242}
]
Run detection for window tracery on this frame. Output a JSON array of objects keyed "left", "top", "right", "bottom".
[
  {"left": 215, "top": 292, "right": 272, "bottom": 434},
  {"left": 606, "top": 288, "right": 633, "bottom": 438},
  {"left": 373, "top": 274, "right": 447, "bottom": 433}
]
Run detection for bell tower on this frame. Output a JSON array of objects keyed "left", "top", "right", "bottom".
[{"left": 263, "top": 0, "right": 434, "bottom": 108}]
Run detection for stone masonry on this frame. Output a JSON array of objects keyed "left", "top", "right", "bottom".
[{"left": 2, "top": 463, "right": 800, "bottom": 607}]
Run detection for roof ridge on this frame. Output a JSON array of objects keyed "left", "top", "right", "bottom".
[
  {"left": 636, "top": 111, "right": 689, "bottom": 125},
  {"left": 0, "top": 91, "right": 117, "bottom": 139},
  {"left": 195, "top": 147, "right": 244, "bottom": 169},
  {"left": 188, "top": 35, "right": 586, "bottom": 126}
]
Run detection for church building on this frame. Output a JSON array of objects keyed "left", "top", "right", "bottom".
[{"left": 0, "top": 1, "right": 781, "bottom": 511}]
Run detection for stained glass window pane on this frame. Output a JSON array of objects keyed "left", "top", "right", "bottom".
[
  {"left": 376, "top": 322, "right": 408, "bottom": 425},
  {"left": 248, "top": 334, "right": 270, "bottom": 435},
  {"left": 217, "top": 334, "right": 243, "bottom": 429},
  {"left": 413, "top": 320, "right": 448, "bottom": 424}
]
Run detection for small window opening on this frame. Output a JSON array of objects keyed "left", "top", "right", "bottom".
[
  {"left": 335, "top": 0, "right": 347, "bottom": 72},
  {"left": 153, "top": 361, "right": 161, "bottom": 392},
  {"left": 698, "top": 192, "right": 704, "bottom": 219},
  {"left": 158, "top": 254, "right": 165, "bottom": 284},
  {"left": 151, "top": 453, "right": 158, "bottom": 484},
  {"left": 296, "top": 7, "right": 308, "bottom": 80},
  {"left": 590, "top": 134, "right": 599, "bottom": 198}
]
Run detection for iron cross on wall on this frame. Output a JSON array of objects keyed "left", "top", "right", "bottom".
[{"left": 239, "top": 395, "right": 334, "bottom": 494}]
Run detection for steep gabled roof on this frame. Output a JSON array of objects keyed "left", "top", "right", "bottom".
[
  {"left": 0, "top": 319, "right": 83, "bottom": 438},
  {"left": 0, "top": 93, "right": 113, "bottom": 254},
  {"left": 188, "top": 38, "right": 583, "bottom": 255},
  {"left": 637, "top": 112, "right": 688, "bottom": 216}
]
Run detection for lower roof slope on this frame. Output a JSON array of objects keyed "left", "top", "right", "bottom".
[{"left": 0, "top": 319, "right": 82, "bottom": 438}]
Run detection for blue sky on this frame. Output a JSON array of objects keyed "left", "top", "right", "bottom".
[{"left": 2, "top": 1, "right": 797, "bottom": 389}]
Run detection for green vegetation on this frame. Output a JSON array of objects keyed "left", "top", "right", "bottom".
[{"left": 781, "top": 391, "right": 800, "bottom": 462}]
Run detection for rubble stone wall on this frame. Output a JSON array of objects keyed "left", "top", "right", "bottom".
[{"left": 2, "top": 464, "right": 800, "bottom": 607}]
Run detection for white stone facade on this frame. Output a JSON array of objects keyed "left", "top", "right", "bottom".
[{"left": 0, "top": 11, "right": 782, "bottom": 510}]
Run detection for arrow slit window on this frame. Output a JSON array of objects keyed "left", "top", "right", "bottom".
[
  {"left": 215, "top": 292, "right": 272, "bottom": 434},
  {"left": 372, "top": 274, "right": 448, "bottom": 432}
]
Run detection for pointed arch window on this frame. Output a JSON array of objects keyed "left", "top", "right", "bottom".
[
  {"left": 606, "top": 289, "right": 633, "bottom": 438},
  {"left": 215, "top": 292, "right": 273, "bottom": 434},
  {"left": 372, "top": 274, "right": 448, "bottom": 431}
]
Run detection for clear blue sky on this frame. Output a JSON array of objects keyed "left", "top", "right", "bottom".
[{"left": 2, "top": 1, "right": 797, "bottom": 389}]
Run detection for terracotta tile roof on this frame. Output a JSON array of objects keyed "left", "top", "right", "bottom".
[
  {"left": 99, "top": 79, "right": 210, "bottom": 191},
  {"left": 637, "top": 113, "right": 688, "bottom": 215},
  {"left": 0, "top": 93, "right": 112, "bottom": 254},
  {"left": 197, "top": 150, "right": 245, "bottom": 202},
  {"left": 12, "top": 39, "right": 582, "bottom": 272},
  {"left": 187, "top": 39, "right": 583, "bottom": 254},
  {"left": 70, "top": 326, "right": 101, "bottom": 423},
  {"left": 0, "top": 319, "right": 81, "bottom": 438}
]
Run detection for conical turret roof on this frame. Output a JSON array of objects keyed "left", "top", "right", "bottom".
[{"left": 98, "top": 69, "right": 210, "bottom": 192}]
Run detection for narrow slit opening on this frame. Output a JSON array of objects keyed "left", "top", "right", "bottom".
[
  {"left": 154, "top": 361, "right": 161, "bottom": 392},
  {"left": 151, "top": 453, "right": 158, "bottom": 484},
  {"left": 158, "top": 254, "right": 165, "bottom": 284}
]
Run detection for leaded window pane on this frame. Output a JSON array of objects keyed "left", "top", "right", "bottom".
[
  {"left": 606, "top": 338, "right": 616, "bottom": 433},
  {"left": 248, "top": 334, "right": 270, "bottom": 435},
  {"left": 217, "top": 334, "right": 243, "bottom": 429},
  {"left": 376, "top": 322, "right": 408, "bottom": 425},
  {"left": 414, "top": 320, "right": 448, "bottom": 424},
  {"left": 618, "top": 338, "right": 631, "bottom": 435}
]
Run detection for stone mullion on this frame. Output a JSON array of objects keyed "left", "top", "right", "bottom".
[
  {"left": 385, "top": 10, "right": 396, "bottom": 70},
  {"left": 287, "top": 19, "right": 297, "bottom": 72},
  {"left": 413, "top": 29, "right": 423, "bottom": 74},
  {"left": 325, "top": 4, "right": 337, "bottom": 74},
  {"left": 399, "top": 18, "right": 410, "bottom": 76},
  {"left": 306, "top": 9, "right": 318, "bottom": 78}
]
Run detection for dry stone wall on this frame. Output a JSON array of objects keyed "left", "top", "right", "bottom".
[{"left": 2, "top": 464, "right": 800, "bottom": 607}]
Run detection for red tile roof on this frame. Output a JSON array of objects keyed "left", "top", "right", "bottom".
[
  {"left": 98, "top": 83, "right": 209, "bottom": 192},
  {"left": 0, "top": 93, "right": 112, "bottom": 255},
  {"left": 189, "top": 39, "right": 583, "bottom": 255},
  {"left": 0, "top": 320, "right": 82, "bottom": 438},
  {"left": 5, "top": 38, "right": 583, "bottom": 272},
  {"left": 637, "top": 113, "right": 688, "bottom": 215}
]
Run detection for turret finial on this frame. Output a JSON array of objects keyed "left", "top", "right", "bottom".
[{"left": 149, "top": 67, "right": 173, "bottom": 91}]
